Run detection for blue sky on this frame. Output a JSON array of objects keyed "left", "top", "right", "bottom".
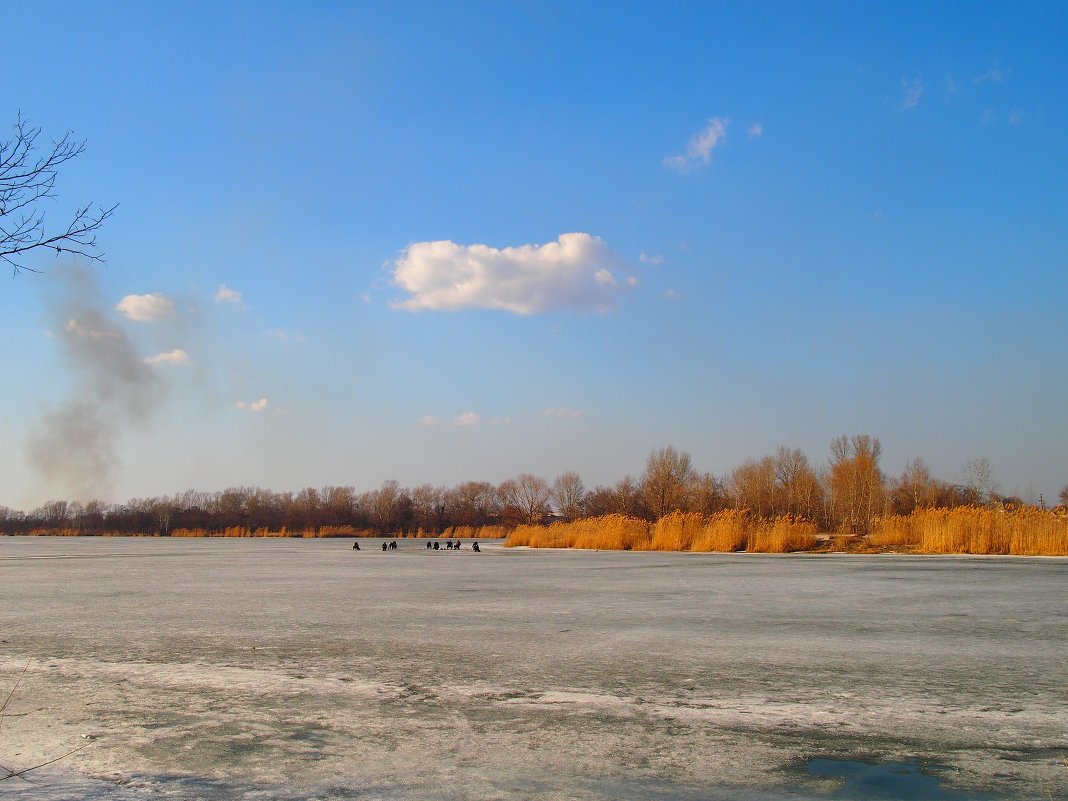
[{"left": 2, "top": 1, "right": 1066, "bottom": 510}]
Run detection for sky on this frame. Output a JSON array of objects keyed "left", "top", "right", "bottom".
[{"left": 1, "top": 1, "right": 1066, "bottom": 511}]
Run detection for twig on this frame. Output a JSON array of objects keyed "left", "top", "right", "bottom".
[{"left": 1, "top": 661, "right": 92, "bottom": 783}]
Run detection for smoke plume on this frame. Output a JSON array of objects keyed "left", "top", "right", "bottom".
[{"left": 26, "top": 267, "right": 164, "bottom": 500}]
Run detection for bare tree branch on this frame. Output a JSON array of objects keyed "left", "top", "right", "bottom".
[{"left": 1, "top": 113, "right": 116, "bottom": 276}]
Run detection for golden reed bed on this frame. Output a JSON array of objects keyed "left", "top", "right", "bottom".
[
  {"left": 505, "top": 508, "right": 1068, "bottom": 556},
  {"left": 870, "top": 507, "right": 1068, "bottom": 556},
  {"left": 504, "top": 511, "right": 818, "bottom": 554}
]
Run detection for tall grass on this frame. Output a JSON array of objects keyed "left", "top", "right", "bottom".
[
  {"left": 746, "top": 515, "right": 819, "bottom": 553},
  {"left": 690, "top": 510, "right": 750, "bottom": 552},
  {"left": 505, "top": 515, "right": 649, "bottom": 549},
  {"left": 505, "top": 512, "right": 819, "bottom": 553},
  {"left": 644, "top": 512, "right": 705, "bottom": 551},
  {"left": 872, "top": 507, "right": 1068, "bottom": 555}
]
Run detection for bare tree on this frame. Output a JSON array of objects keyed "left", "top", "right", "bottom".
[
  {"left": 962, "top": 458, "right": 999, "bottom": 506},
  {"left": 1059, "top": 485, "right": 1068, "bottom": 506},
  {"left": 498, "top": 474, "right": 550, "bottom": 525},
  {"left": 1, "top": 114, "right": 116, "bottom": 276},
  {"left": 827, "top": 435, "right": 886, "bottom": 534},
  {"left": 641, "top": 446, "right": 696, "bottom": 520},
  {"left": 730, "top": 457, "right": 777, "bottom": 517},
  {"left": 550, "top": 471, "right": 586, "bottom": 521}
]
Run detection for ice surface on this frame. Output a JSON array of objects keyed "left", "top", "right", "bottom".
[{"left": 1, "top": 537, "right": 1065, "bottom": 800}]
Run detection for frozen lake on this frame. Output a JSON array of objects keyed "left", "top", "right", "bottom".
[{"left": 1, "top": 537, "right": 1065, "bottom": 800}]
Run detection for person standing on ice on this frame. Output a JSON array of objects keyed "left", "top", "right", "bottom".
[
  {"left": 472, "top": 541, "right": 480, "bottom": 552},
  {"left": 352, "top": 541, "right": 360, "bottom": 551}
]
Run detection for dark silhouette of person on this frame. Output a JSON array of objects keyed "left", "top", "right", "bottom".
[
  {"left": 472, "top": 541, "right": 480, "bottom": 552},
  {"left": 352, "top": 541, "right": 360, "bottom": 551},
  {"left": 381, "top": 542, "right": 387, "bottom": 551},
  {"left": 426, "top": 541, "right": 432, "bottom": 549},
  {"left": 433, "top": 541, "right": 440, "bottom": 550},
  {"left": 390, "top": 540, "right": 398, "bottom": 550}
]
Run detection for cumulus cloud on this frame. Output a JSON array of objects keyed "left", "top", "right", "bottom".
[
  {"left": 390, "top": 232, "right": 632, "bottom": 314},
  {"left": 639, "top": 251, "right": 664, "bottom": 266},
  {"left": 747, "top": 122, "right": 764, "bottom": 137},
  {"left": 116, "top": 292, "right": 174, "bottom": 322},
  {"left": 664, "top": 117, "right": 729, "bottom": 171},
  {"left": 454, "top": 412, "right": 481, "bottom": 427},
  {"left": 236, "top": 398, "right": 268, "bottom": 412},
  {"left": 901, "top": 78, "right": 924, "bottom": 109},
  {"left": 215, "top": 284, "right": 242, "bottom": 304},
  {"left": 144, "top": 349, "right": 190, "bottom": 366},
  {"left": 542, "top": 407, "right": 583, "bottom": 418}
]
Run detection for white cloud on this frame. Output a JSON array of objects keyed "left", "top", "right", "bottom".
[
  {"left": 626, "top": 276, "right": 639, "bottom": 287},
  {"left": 454, "top": 412, "right": 481, "bottom": 427},
  {"left": 747, "top": 122, "right": 764, "bottom": 138},
  {"left": 236, "top": 398, "right": 268, "bottom": 412},
  {"left": 594, "top": 268, "right": 616, "bottom": 286},
  {"left": 542, "top": 407, "right": 583, "bottom": 418},
  {"left": 360, "top": 292, "right": 372, "bottom": 304},
  {"left": 420, "top": 415, "right": 440, "bottom": 427},
  {"left": 215, "top": 284, "right": 242, "bottom": 304},
  {"left": 390, "top": 232, "right": 632, "bottom": 315},
  {"left": 664, "top": 289, "right": 679, "bottom": 300},
  {"left": 116, "top": 293, "right": 174, "bottom": 322},
  {"left": 1008, "top": 108, "right": 1023, "bottom": 125},
  {"left": 664, "top": 117, "right": 729, "bottom": 172},
  {"left": 901, "top": 78, "right": 924, "bottom": 109},
  {"left": 144, "top": 349, "right": 190, "bottom": 366},
  {"left": 639, "top": 251, "right": 664, "bottom": 266}
]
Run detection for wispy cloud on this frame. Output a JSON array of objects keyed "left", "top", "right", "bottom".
[
  {"left": 215, "top": 284, "right": 242, "bottom": 304},
  {"left": 236, "top": 398, "right": 268, "bottom": 412},
  {"left": 390, "top": 232, "right": 633, "bottom": 315},
  {"left": 420, "top": 415, "right": 440, "bottom": 427},
  {"left": 664, "top": 117, "right": 729, "bottom": 172},
  {"left": 542, "top": 407, "right": 583, "bottom": 418},
  {"left": 639, "top": 251, "right": 664, "bottom": 266},
  {"left": 1008, "top": 108, "right": 1023, "bottom": 125},
  {"left": 901, "top": 77, "right": 924, "bottom": 109},
  {"left": 116, "top": 292, "right": 174, "bottom": 322},
  {"left": 454, "top": 411, "right": 480, "bottom": 427},
  {"left": 747, "top": 122, "right": 764, "bottom": 138},
  {"left": 144, "top": 349, "right": 190, "bottom": 366},
  {"left": 973, "top": 64, "right": 1007, "bottom": 85}
]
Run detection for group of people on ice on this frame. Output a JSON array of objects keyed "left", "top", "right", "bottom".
[{"left": 352, "top": 539, "right": 480, "bottom": 553}]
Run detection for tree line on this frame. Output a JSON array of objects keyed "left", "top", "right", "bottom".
[{"left": 2, "top": 436, "right": 1064, "bottom": 537}]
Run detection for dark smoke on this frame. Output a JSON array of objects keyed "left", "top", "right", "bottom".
[{"left": 26, "top": 267, "right": 163, "bottom": 501}]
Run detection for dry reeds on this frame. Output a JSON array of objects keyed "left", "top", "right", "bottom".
[
  {"left": 904, "top": 506, "right": 1067, "bottom": 555},
  {"left": 505, "top": 512, "right": 819, "bottom": 553},
  {"left": 505, "top": 515, "right": 649, "bottom": 549},
  {"left": 746, "top": 515, "right": 819, "bottom": 553},
  {"left": 690, "top": 510, "right": 750, "bottom": 552},
  {"left": 644, "top": 512, "right": 706, "bottom": 551}
]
